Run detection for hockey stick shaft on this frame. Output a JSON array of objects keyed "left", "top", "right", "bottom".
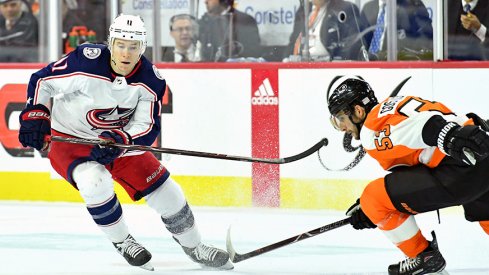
[
  {"left": 226, "top": 217, "right": 350, "bottom": 263},
  {"left": 50, "top": 136, "right": 328, "bottom": 164}
]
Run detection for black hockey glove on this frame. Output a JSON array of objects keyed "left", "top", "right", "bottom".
[
  {"left": 90, "top": 130, "right": 132, "bottom": 165},
  {"left": 438, "top": 123, "right": 489, "bottom": 165},
  {"left": 18, "top": 104, "right": 51, "bottom": 151},
  {"left": 423, "top": 115, "right": 489, "bottom": 166},
  {"left": 345, "top": 199, "right": 377, "bottom": 230}
]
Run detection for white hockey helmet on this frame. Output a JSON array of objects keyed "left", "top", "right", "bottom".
[{"left": 108, "top": 14, "right": 147, "bottom": 56}]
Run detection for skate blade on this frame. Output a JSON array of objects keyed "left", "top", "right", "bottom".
[
  {"left": 139, "top": 262, "right": 155, "bottom": 271},
  {"left": 427, "top": 270, "right": 449, "bottom": 275},
  {"left": 220, "top": 260, "right": 234, "bottom": 270},
  {"left": 199, "top": 260, "right": 234, "bottom": 270}
]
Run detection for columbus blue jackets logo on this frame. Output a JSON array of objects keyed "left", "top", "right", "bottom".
[{"left": 86, "top": 106, "right": 135, "bottom": 130}]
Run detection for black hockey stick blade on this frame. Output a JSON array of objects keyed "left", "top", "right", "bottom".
[
  {"left": 389, "top": 76, "right": 411, "bottom": 97},
  {"left": 50, "top": 136, "right": 328, "bottom": 164},
  {"left": 226, "top": 217, "right": 350, "bottom": 263}
]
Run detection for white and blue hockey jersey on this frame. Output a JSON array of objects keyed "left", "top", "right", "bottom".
[{"left": 26, "top": 43, "right": 166, "bottom": 147}]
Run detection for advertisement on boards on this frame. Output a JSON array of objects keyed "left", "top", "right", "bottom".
[{"left": 2, "top": 65, "right": 489, "bottom": 208}]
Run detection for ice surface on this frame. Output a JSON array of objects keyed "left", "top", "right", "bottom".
[{"left": 0, "top": 201, "right": 487, "bottom": 275}]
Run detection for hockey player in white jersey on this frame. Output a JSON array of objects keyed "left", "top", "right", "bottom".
[{"left": 18, "top": 14, "right": 233, "bottom": 271}]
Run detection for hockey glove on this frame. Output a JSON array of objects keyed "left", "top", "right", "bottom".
[
  {"left": 90, "top": 130, "right": 132, "bottom": 165},
  {"left": 438, "top": 123, "right": 489, "bottom": 165},
  {"left": 345, "top": 199, "right": 377, "bottom": 230},
  {"left": 18, "top": 104, "right": 51, "bottom": 151}
]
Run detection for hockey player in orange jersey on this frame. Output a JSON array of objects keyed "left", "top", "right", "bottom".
[{"left": 327, "top": 75, "right": 489, "bottom": 274}]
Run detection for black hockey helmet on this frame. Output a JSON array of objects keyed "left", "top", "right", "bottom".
[{"left": 327, "top": 75, "right": 378, "bottom": 117}]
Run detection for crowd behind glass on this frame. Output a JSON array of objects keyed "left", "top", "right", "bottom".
[{"left": 1, "top": 0, "right": 488, "bottom": 63}]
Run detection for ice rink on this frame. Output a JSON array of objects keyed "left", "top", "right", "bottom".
[{"left": 0, "top": 201, "right": 488, "bottom": 275}]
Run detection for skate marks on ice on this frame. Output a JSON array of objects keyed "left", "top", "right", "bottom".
[{"left": 1, "top": 202, "right": 489, "bottom": 274}]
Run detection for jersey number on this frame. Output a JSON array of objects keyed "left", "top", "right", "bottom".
[
  {"left": 374, "top": 124, "right": 393, "bottom": 151},
  {"left": 51, "top": 56, "right": 69, "bottom": 72},
  {"left": 374, "top": 97, "right": 452, "bottom": 151},
  {"left": 398, "top": 97, "right": 452, "bottom": 116}
]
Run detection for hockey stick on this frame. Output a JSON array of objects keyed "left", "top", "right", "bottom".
[
  {"left": 50, "top": 136, "right": 328, "bottom": 164},
  {"left": 226, "top": 217, "right": 350, "bottom": 263},
  {"left": 389, "top": 76, "right": 411, "bottom": 97}
]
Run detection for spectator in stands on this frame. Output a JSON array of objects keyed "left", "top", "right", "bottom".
[
  {"left": 0, "top": 0, "right": 38, "bottom": 62},
  {"left": 198, "top": 0, "right": 261, "bottom": 62},
  {"left": 163, "top": 14, "right": 201, "bottom": 62},
  {"left": 447, "top": 0, "right": 489, "bottom": 60},
  {"left": 285, "top": 0, "right": 368, "bottom": 62},
  {"left": 62, "top": 0, "right": 106, "bottom": 54},
  {"left": 361, "top": 0, "right": 433, "bottom": 61}
]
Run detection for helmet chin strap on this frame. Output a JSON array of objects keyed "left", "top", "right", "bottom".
[{"left": 110, "top": 46, "right": 118, "bottom": 67}]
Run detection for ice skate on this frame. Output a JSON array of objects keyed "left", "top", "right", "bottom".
[
  {"left": 113, "top": 234, "right": 154, "bottom": 271},
  {"left": 175, "top": 238, "right": 233, "bottom": 270},
  {"left": 388, "top": 231, "right": 446, "bottom": 275}
]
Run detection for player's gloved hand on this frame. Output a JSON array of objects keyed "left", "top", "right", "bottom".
[
  {"left": 90, "top": 130, "right": 132, "bottom": 165},
  {"left": 18, "top": 104, "right": 51, "bottom": 151},
  {"left": 345, "top": 199, "right": 377, "bottom": 230},
  {"left": 438, "top": 122, "right": 489, "bottom": 165}
]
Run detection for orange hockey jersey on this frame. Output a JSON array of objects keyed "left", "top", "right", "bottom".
[{"left": 360, "top": 96, "right": 469, "bottom": 171}]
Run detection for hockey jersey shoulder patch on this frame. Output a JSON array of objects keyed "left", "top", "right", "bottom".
[
  {"left": 83, "top": 47, "right": 102, "bottom": 59},
  {"left": 152, "top": 65, "right": 164, "bottom": 80},
  {"left": 378, "top": 96, "right": 404, "bottom": 117}
]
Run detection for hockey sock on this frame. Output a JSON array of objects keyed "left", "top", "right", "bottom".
[
  {"left": 73, "top": 162, "right": 129, "bottom": 243},
  {"left": 87, "top": 194, "right": 129, "bottom": 243},
  {"left": 360, "top": 178, "right": 428, "bottom": 258},
  {"left": 479, "top": 221, "right": 489, "bottom": 235},
  {"left": 162, "top": 203, "right": 201, "bottom": 248},
  {"left": 145, "top": 177, "right": 201, "bottom": 248}
]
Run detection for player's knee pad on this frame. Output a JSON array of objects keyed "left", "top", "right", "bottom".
[
  {"left": 73, "top": 162, "right": 122, "bottom": 226},
  {"left": 144, "top": 176, "right": 187, "bottom": 217},
  {"left": 73, "top": 161, "right": 114, "bottom": 204},
  {"left": 361, "top": 178, "right": 397, "bottom": 224}
]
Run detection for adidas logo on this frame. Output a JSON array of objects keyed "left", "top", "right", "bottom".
[{"left": 252, "top": 78, "right": 278, "bottom": 105}]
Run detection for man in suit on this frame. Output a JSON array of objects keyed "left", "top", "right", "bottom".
[
  {"left": 0, "top": 0, "right": 38, "bottom": 61},
  {"left": 447, "top": 0, "right": 489, "bottom": 60},
  {"left": 198, "top": 0, "right": 261, "bottom": 62},
  {"left": 163, "top": 14, "right": 201, "bottom": 62},
  {"left": 360, "top": 0, "right": 433, "bottom": 60},
  {"left": 285, "top": 0, "right": 368, "bottom": 62}
]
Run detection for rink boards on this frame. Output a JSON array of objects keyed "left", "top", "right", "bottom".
[{"left": 1, "top": 62, "right": 488, "bottom": 208}]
